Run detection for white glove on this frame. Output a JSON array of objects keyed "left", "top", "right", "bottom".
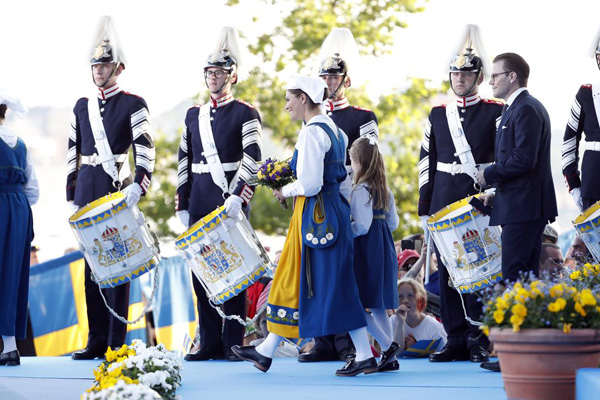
[
  {"left": 123, "top": 183, "right": 143, "bottom": 207},
  {"left": 420, "top": 215, "right": 430, "bottom": 242},
  {"left": 177, "top": 210, "right": 190, "bottom": 228},
  {"left": 570, "top": 187, "right": 584, "bottom": 212},
  {"left": 67, "top": 201, "right": 80, "bottom": 215},
  {"left": 224, "top": 194, "right": 243, "bottom": 218}
]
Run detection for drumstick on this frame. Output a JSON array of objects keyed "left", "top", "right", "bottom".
[{"left": 425, "top": 231, "right": 431, "bottom": 285}]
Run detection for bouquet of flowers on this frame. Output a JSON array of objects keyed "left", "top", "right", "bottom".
[
  {"left": 82, "top": 340, "right": 182, "bottom": 400},
  {"left": 480, "top": 264, "right": 600, "bottom": 336},
  {"left": 255, "top": 158, "right": 294, "bottom": 209}
]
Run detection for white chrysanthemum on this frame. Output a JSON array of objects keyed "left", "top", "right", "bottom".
[
  {"left": 306, "top": 233, "right": 314, "bottom": 240},
  {"left": 277, "top": 308, "right": 287, "bottom": 318},
  {"left": 266, "top": 305, "right": 271, "bottom": 314},
  {"left": 326, "top": 233, "right": 333, "bottom": 240},
  {"left": 312, "top": 238, "right": 318, "bottom": 245},
  {"left": 320, "top": 238, "right": 327, "bottom": 245},
  {"left": 293, "top": 311, "right": 299, "bottom": 320}
]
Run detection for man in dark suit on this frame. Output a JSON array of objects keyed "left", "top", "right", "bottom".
[{"left": 477, "top": 52, "right": 558, "bottom": 283}]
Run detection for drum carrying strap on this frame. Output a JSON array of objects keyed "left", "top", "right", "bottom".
[
  {"left": 198, "top": 104, "right": 241, "bottom": 196},
  {"left": 87, "top": 96, "right": 121, "bottom": 186},
  {"left": 445, "top": 103, "right": 481, "bottom": 186},
  {"left": 592, "top": 84, "right": 600, "bottom": 131}
]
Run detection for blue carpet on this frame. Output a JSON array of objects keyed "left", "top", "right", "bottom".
[{"left": 0, "top": 356, "right": 507, "bottom": 399}]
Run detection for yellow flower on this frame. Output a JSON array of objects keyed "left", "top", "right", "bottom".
[
  {"left": 580, "top": 289, "right": 598, "bottom": 307},
  {"left": 515, "top": 288, "right": 530, "bottom": 303},
  {"left": 570, "top": 270, "right": 581, "bottom": 280},
  {"left": 548, "top": 297, "right": 567, "bottom": 312},
  {"left": 513, "top": 282, "right": 523, "bottom": 290},
  {"left": 531, "top": 288, "right": 544, "bottom": 299},
  {"left": 512, "top": 303, "right": 528, "bottom": 318},
  {"left": 550, "top": 284, "right": 564, "bottom": 298},
  {"left": 493, "top": 309, "right": 505, "bottom": 324},
  {"left": 105, "top": 347, "right": 118, "bottom": 362},
  {"left": 563, "top": 323, "right": 572, "bottom": 333},
  {"left": 510, "top": 314, "right": 523, "bottom": 331},
  {"left": 496, "top": 297, "right": 509, "bottom": 310},
  {"left": 481, "top": 325, "right": 490, "bottom": 336},
  {"left": 575, "top": 301, "right": 587, "bottom": 317}
]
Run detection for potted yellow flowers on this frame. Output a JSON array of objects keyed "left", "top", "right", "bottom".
[{"left": 481, "top": 264, "right": 600, "bottom": 400}]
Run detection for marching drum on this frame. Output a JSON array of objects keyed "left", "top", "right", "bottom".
[
  {"left": 428, "top": 195, "right": 503, "bottom": 293},
  {"left": 176, "top": 206, "right": 272, "bottom": 305},
  {"left": 69, "top": 192, "right": 160, "bottom": 288},
  {"left": 573, "top": 201, "right": 600, "bottom": 263}
]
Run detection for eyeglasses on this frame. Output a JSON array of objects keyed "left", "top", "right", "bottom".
[
  {"left": 547, "top": 258, "right": 564, "bottom": 266},
  {"left": 490, "top": 71, "right": 512, "bottom": 81},
  {"left": 204, "top": 70, "right": 227, "bottom": 79}
]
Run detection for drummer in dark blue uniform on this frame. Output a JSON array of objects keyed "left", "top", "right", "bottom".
[
  {"left": 176, "top": 27, "right": 262, "bottom": 362},
  {"left": 418, "top": 25, "right": 501, "bottom": 364},
  {"left": 297, "top": 28, "right": 379, "bottom": 364},
  {"left": 562, "top": 30, "right": 600, "bottom": 212},
  {"left": 67, "top": 17, "right": 155, "bottom": 360}
]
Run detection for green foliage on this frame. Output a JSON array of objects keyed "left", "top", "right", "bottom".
[
  {"left": 249, "top": 185, "right": 293, "bottom": 235},
  {"left": 138, "top": 130, "right": 180, "bottom": 238}
]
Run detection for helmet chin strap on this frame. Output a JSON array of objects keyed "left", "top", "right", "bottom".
[
  {"left": 450, "top": 70, "right": 480, "bottom": 98},
  {"left": 92, "top": 62, "right": 120, "bottom": 89},
  {"left": 329, "top": 74, "right": 347, "bottom": 100}
]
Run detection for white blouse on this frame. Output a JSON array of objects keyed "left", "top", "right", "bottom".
[
  {"left": 350, "top": 183, "right": 399, "bottom": 237},
  {"left": 0, "top": 126, "right": 40, "bottom": 205},
  {"left": 281, "top": 114, "right": 351, "bottom": 199}
]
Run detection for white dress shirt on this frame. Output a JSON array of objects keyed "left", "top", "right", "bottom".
[{"left": 0, "top": 125, "right": 40, "bottom": 205}]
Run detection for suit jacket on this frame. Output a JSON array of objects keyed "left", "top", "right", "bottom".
[{"left": 483, "top": 90, "right": 557, "bottom": 225}]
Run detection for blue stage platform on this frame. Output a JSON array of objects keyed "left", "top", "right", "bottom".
[{"left": 0, "top": 356, "right": 507, "bottom": 399}]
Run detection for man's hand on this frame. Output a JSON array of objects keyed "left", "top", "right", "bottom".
[
  {"left": 67, "top": 201, "right": 79, "bottom": 215},
  {"left": 224, "top": 194, "right": 243, "bottom": 217},
  {"left": 123, "top": 183, "right": 142, "bottom": 208},
  {"left": 176, "top": 210, "right": 190, "bottom": 228},
  {"left": 476, "top": 170, "right": 487, "bottom": 187},
  {"left": 570, "top": 187, "right": 584, "bottom": 212}
]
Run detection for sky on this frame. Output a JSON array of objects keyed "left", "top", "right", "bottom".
[{"left": 2, "top": 0, "right": 600, "bottom": 259}]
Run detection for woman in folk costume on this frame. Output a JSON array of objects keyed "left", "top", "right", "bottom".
[
  {"left": 0, "top": 90, "right": 39, "bottom": 366},
  {"left": 233, "top": 76, "right": 377, "bottom": 376}
]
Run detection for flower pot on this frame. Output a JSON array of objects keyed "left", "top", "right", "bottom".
[{"left": 489, "top": 328, "right": 600, "bottom": 400}]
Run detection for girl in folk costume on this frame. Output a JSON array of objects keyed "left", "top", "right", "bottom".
[
  {"left": 348, "top": 136, "right": 402, "bottom": 371},
  {"left": 0, "top": 90, "right": 39, "bottom": 366},
  {"left": 233, "top": 76, "right": 377, "bottom": 376}
]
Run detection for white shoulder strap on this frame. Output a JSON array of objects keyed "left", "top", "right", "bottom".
[
  {"left": 592, "top": 84, "right": 600, "bottom": 130},
  {"left": 198, "top": 104, "right": 241, "bottom": 195},
  {"left": 445, "top": 102, "right": 479, "bottom": 184},
  {"left": 87, "top": 96, "right": 120, "bottom": 185}
]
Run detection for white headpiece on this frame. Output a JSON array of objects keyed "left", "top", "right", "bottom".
[
  {"left": 449, "top": 24, "right": 491, "bottom": 78},
  {"left": 317, "top": 28, "right": 360, "bottom": 76},
  {"left": 206, "top": 27, "right": 244, "bottom": 81},
  {"left": 287, "top": 76, "right": 327, "bottom": 104},
  {"left": 587, "top": 25, "right": 600, "bottom": 58},
  {"left": 0, "top": 88, "right": 28, "bottom": 118},
  {"left": 90, "top": 16, "right": 127, "bottom": 66}
]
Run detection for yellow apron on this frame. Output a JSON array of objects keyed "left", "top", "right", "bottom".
[{"left": 266, "top": 196, "right": 305, "bottom": 338}]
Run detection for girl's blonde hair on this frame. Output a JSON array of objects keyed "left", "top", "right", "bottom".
[
  {"left": 398, "top": 277, "right": 428, "bottom": 313},
  {"left": 349, "top": 136, "right": 390, "bottom": 210}
]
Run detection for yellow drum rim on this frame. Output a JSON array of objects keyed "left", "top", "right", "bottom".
[
  {"left": 427, "top": 195, "right": 483, "bottom": 232},
  {"left": 97, "top": 257, "right": 159, "bottom": 288},
  {"left": 213, "top": 265, "right": 268, "bottom": 304},
  {"left": 573, "top": 201, "right": 600, "bottom": 225},
  {"left": 175, "top": 206, "right": 228, "bottom": 250},
  {"left": 69, "top": 192, "right": 127, "bottom": 228}
]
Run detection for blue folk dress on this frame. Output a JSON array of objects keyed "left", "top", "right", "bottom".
[
  {"left": 0, "top": 135, "right": 34, "bottom": 338},
  {"left": 351, "top": 184, "right": 399, "bottom": 309},
  {"left": 266, "top": 116, "right": 367, "bottom": 339}
]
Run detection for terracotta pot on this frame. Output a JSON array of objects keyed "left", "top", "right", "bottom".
[{"left": 489, "top": 328, "right": 600, "bottom": 400}]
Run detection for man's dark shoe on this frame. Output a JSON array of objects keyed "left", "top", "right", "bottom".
[
  {"left": 224, "top": 348, "right": 243, "bottom": 362},
  {"left": 377, "top": 342, "right": 401, "bottom": 371},
  {"left": 0, "top": 350, "right": 20, "bottom": 366},
  {"left": 378, "top": 360, "right": 399, "bottom": 372},
  {"left": 338, "top": 350, "right": 356, "bottom": 362},
  {"left": 72, "top": 347, "right": 105, "bottom": 360},
  {"left": 429, "top": 345, "right": 469, "bottom": 362},
  {"left": 184, "top": 347, "right": 224, "bottom": 361},
  {"left": 335, "top": 357, "right": 378, "bottom": 377},
  {"left": 480, "top": 360, "right": 501, "bottom": 372},
  {"left": 469, "top": 345, "right": 490, "bottom": 363},
  {"left": 298, "top": 349, "right": 338, "bottom": 362},
  {"left": 231, "top": 345, "right": 272, "bottom": 372}
]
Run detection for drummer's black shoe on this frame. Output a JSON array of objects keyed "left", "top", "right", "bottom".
[
  {"left": 377, "top": 342, "right": 401, "bottom": 371},
  {"left": 297, "top": 348, "right": 339, "bottom": 362},
  {"left": 0, "top": 350, "right": 20, "bottom": 366},
  {"left": 469, "top": 345, "right": 490, "bottom": 363},
  {"left": 231, "top": 345, "right": 272, "bottom": 372},
  {"left": 335, "top": 357, "right": 378, "bottom": 377},
  {"left": 184, "top": 347, "right": 224, "bottom": 361},
  {"left": 338, "top": 349, "right": 356, "bottom": 362},
  {"left": 72, "top": 347, "right": 105, "bottom": 360},
  {"left": 224, "top": 348, "right": 243, "bottom": 362},
  {"left": 480, "top": 360, "right": 501, "bottom": 372},
  {"left": 429, "top": 345, "right": 470, "bottom": 362},
  {"left": 378, "top": 360, "right": 399, "bottom": 372}
]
